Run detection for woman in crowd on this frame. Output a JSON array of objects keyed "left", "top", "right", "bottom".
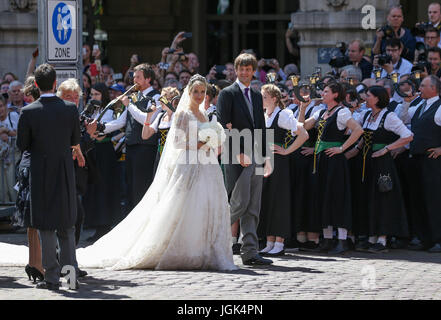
[
  {"left": 258, "top": 84, "right": 308, "bottom": 256},
  {"left": 83, "top": 83, "right": 121, "bottom": 242},
  {"left": 204, "top": 84, "right": 219, "bottom": 121},
  {"left": 301, "top": 82, "right": 364, "bottom": 254},
  {"left": 82, "top": 72, "right": 92, "bottom": 105},
  {"left": 10, "top": 77, "right": 44, "bottom": 282},
  {"left": 142, "top": 86, "right": 180, "bottom": 165},
  {"left": 347, "top": 86, "right": 412, "bottom": 252},
  {"left": 290, "top": 91, "right": 326, "bottom": 251}
]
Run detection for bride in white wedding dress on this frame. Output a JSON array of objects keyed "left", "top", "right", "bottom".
[{"left": 0, "top": 74, "right": 237, "bottom": 271}]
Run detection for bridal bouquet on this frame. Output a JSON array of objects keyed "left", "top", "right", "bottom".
[{"left": 198, "top": 120, "right": 226, "bottom": 149}]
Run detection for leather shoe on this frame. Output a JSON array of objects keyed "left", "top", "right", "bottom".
[
  {"left": 243, "top": 254, "right": 273, "bottom": 265},
  {"left": 265, "top": 249, "right": 285, "bottom": 257},
  {"left": 328, "top": 240, "right": 349, "bottom": 254},
  {"left": 36, "top": 281, "right": 60, "bottom": 291},
  {"left": 428, "top": 243, "right": 441, "bottom": 253},
  {"left": 299, "top": 241, "right": 320, "bottom": 252},
  {"left": 368, "top": 243, "right": 389, "bottom": 253},
  {"left": 408, "top": 237, "right": 425, "bottom": 251},
  {"left": 66, "top": 279, "right": 80, "bottom": 290},
  {"left": 355, "top": 239, "right": 371, "bottom": 252},
  {"left": 232, "top": 243, "right": 241, "bottom": 255},
  {"left": 319, "top": 239, "right": 334, "bottom": 252},
  {"left": 78, "top": 269, "right": 88, "bottom": 278},
  {"left": 389, "top": 237, "right": 407, "bottom": 249}
]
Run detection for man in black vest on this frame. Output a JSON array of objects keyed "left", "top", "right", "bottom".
[
  {"left": 103, "top": 63, "right": 160, "bottom": 211},
  {"left": 401, "top": 76, "right": 441, "bottom": 252}
]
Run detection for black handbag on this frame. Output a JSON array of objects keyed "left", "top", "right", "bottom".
[{"left": 377, "top": 173, "right": 393, "bottom": 192}]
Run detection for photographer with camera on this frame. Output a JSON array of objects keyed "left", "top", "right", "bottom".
[
  {"left": 414, "top": 3, "right": 441, "bottom": 46},
  {"left": 372, "top": 38, "right": 413, "bottom": 81},
  {"left": 413, "top": 28, "right": 440, "bottom": 67},
  {"left": 426, "top": 47, "right": 441, "bottom": 78},
  {"left": 348, "top": 40, "right": 373, "bottom": 80},
  {"left": 373, "top": 6, "right": 416, "bottom": 62}
]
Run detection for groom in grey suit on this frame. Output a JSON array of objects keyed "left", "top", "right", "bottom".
[{"left": 217, "top": 53, "right": 273, "bottom": 265}]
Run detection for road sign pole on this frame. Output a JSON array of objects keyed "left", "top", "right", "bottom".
[
  {"left": 37, "top": 0, "right": 83, "bottom": 106},
  {"left": 37, "top": 0, "right": 48, "bottom": 66}
]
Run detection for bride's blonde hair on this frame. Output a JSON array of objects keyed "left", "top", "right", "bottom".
[{"left": 188, "top": 74, "right": 208, "bottom": 93}]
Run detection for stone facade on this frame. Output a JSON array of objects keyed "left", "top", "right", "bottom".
[
  {"left": 0, "top": 0, "right": 38, "bottom": 82},
  {"left": 292, "top": 0, "right": 400, "bottom": 77}
]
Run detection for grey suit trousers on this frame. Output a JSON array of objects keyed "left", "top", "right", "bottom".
[
  {"left": 230, "top": 164, "right": 263, "bottom": 262},
  {"left": 39, "top": 226, "right": 78, "bottom": 284}
]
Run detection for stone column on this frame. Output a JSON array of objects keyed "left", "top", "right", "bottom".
[
  {"left": 292, "top": 0, "right": 399, "bottom": 77},
  {"left": 0, "top": 0, "right": 38, "bottom": 81}
]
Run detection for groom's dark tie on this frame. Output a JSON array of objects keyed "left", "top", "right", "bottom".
[
  {"left": 243, "top": 87, "right": 254, "bottom": 121},
  {"left": 244, "top": 88, "right": 251, "bottom": 104}
]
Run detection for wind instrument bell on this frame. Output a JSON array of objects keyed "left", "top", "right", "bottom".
[
  {"left": 289, "top": 74, "right": 301, "bottom": 87},
  {"left": 390, "top": 72, "right": 399, "bottom": 84},
  {"left": 373, "top": 68, "right": 382, "bottom": 80},
  {"left": 266, "top": 72, "right": 277, "bottom": 84}
]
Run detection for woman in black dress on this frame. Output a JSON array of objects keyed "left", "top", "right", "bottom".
[
  {"left": 11, "top": 77, "right": 44, "bottom": 282},
  {"left": 301, "top": 82, "right": 364, "bottom": 254},
  {"left": 142, "top": 86, "right": 180, "bottom": 173},
  {"left": 257, "top": 84, "right": 308, "bottom": 256},
  {"left": 83, "top": 83, "right": 121, "bottom": 242},
  {"left": 346, "top": 86, "right": 412, "bottom": 252},
  {"left": 290, "top": 94, "right": 326, "bottom": 251}
]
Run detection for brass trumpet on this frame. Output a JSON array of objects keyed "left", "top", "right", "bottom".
[{"left": 97, "top": 83, "right": 139, "bottom": 122}]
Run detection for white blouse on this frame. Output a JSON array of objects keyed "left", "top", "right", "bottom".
[
  {"left": 292, "top": 101, "right": 326, "bottom": 120},
  {"left": 265, "top": 107, "right": 298, "bottom": 134},
  {"left": 312, "top": 106, "right": 353, "bottom": 131},
  {"left": 150, "top": 112, "right": 174, "bottom": 132},
  {"left": 356, "top": 108, "right": 412, "bottom": 139},
  {"left": 400, "top": 96, "right": 441, "bottom": 127},
  {"left": 92, "top": 109, "right": 114, "bottom": 123}
]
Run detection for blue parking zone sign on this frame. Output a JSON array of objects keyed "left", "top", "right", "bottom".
[
  {"left": 52, "top": 2, "right": 72, "bottom": 45},
  {"left": 47, "top": 0, "right": 78, "bottom": 63}
]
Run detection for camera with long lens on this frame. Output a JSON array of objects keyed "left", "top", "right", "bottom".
[
  {"left": 377, "top": 54, "right": 393, "bottom": 66},
  {"left": 80, "top": 100, "right": 106, "bottom": 133},
  {"left": 411, "top": 22, "right": 432, "bottom": 38},
  {"left": 380, "top": 25, "right": 395, "bottom": 39},
  {"left": 411, "top": 52, "right": 430, "bottom": 73},
  {"left": 328, "top": 42, "right": 350, "bottom": 69},
  {"left": 329, "top": 56, "right": 351, "bottom": 68}
]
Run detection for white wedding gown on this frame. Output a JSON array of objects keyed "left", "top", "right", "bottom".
[{"left": 0, "top": 91, "right": 237, "bottom": 272}]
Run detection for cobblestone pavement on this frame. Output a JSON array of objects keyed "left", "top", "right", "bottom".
[{"left": 1, "top": 230, "right": 441, "bottom": 300}]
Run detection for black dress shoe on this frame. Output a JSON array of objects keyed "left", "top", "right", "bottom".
[
  {"left": 428, "top": 243, "right": 441, "bottom": 253},
  {"left": 389, "top": 237, "right": 407, "bottom": 250},
  {"left": 355, "top": 240, "right": 371, "bottom": 252},
  {"left": 328, "top": 240, "right": 349, "bottom": 254},
  {"left": 78, "top": 269, "right": 88, "bottom": 278},
  {"left": 232, "top": 243, "right": 242, "bottom": 255},
  {"left": 25, "top": 265, "right": 44, "bottom": 283},
  {"left": 66, "top": 279, "right": 80, "bottom": 290},
  {"left": 299, "top": 241, "right": 320, "bottom": 252},
  {"left": 243, "top": 254, "right": 273, "bottom": 265},
  {"left": 408, "top": 238, "right": 425, "bottom": 251},
  {"left": 368, "top": 243, "right": 389, "bottom": 253},
  {"left": 36, "top": 281, "right": 60, "bottom": 291},
  {"left": 265, "top": 249, "right": 285, "bottom": 257},
  {"left": 319, "top": 239, "right": 334, "bottom": 252}
]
